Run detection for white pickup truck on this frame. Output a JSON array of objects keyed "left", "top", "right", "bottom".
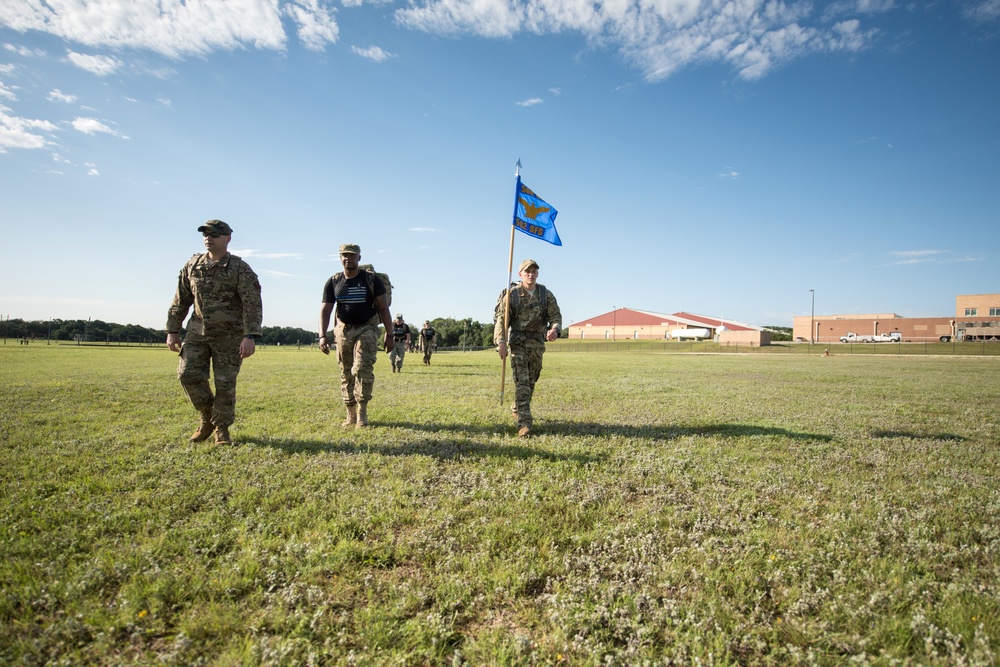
[{"left": 840, "top": 331, "right": 901, "bottom": 343}]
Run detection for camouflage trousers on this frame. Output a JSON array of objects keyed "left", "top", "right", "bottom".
[
  {"left": 389, "top": 340, "right": 407, "bottom": 370},
  {"left": 509, "top": 337, "right": 545, "bottom": 428},
  {"left": 177, "top": 332, "right": 244, "bottom": 427},
  {"left": 335, "top": 323, "right": 378, "bottom": 406},
  {"left": 422, "top": 346, "right": 433, "bottom": 364}
]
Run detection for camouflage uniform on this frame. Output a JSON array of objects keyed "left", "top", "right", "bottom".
[
  {"left": 334, "top": 323, "right": 379, "bottom": 404},
  {"left": 494, "top": 282, "right": 562, "bottom": 429},
  {"left": 167, "top": 252, "right": 263, "bottom": 427},
  {"left": 388, "top": 318, "right": 410, "bottom": 372},
  {"left": 419, "top": 324, "right": 436, "bottom": 365}
]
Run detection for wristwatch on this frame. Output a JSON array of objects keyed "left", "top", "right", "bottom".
[{"left": 244, "top": 334, "right": 259, "bottom": 340}]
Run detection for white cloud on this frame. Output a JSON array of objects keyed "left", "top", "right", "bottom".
[
  {"left": 516, "top": 97, "right": 543, "bottom": 106},
  {"left": 397, "top": 0, "right": 880, "bottom": 81},
  {"left": 47, "top": 89, "right": 77, "bottom": 103},
  {"left": 232, "top": 249, "right": 304, "bottom": 259},
  {"left": 0, "top": 103, "right": 58, "bottom": 150},
  {"left": 4, "top": 43, "right": 44, "bottom": 57},
  {"left": 965, "top": 0, "right": 1000, "bottom": 22},
  {"left": 351, "top": 45, "right": 393, "bottom": 62},
  {"left": 0, "top": 0, "right": 338, "bottom": 58},
  {"left": 66, "top": 51, "right": 121, "bottom": 76},
  {"left": 888, "top": 250, "right": 945, "bottom": 265},
  {"left": 718, "top": 169, "right": 740, "bottom": 179},
  {"left": 286, "top": 0, "right": 340, "bottom": 51},
  {"left": 408, "top": 227, "right": 441, "bottom": 232},
  {"left": 71, "top": 117, "right": 128, "bottom": 139},
  {"left": 0, "top": 63, "right": 14, "bottom": 74},
  {"left": 0, "top": 80, "right": 16, "bottom": 100}
]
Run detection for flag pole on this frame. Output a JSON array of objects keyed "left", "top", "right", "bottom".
[{"left": 500, "top": 159, "right": 521, "bottom": 405}]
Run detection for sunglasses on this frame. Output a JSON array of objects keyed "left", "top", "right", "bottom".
[{"left": 203, "top": 232, "right": 222, "bottom": 238}]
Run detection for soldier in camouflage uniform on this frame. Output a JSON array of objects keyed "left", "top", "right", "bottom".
[
  {"left": 318, "top": 244, "right": 393, "bottom": 428},
  {"left": 166, "top": 220, "right": 263, "bottom": 445},
  {"left": 494, "top": 258, "right": 562, "bottom": 438}
]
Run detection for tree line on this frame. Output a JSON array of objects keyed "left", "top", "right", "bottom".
[{"left": 1, "top": 317, "right": 500, "bottom": 348}]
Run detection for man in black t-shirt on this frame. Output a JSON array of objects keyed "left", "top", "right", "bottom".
[
  {"left": 419, "top": 320, "right": 436, "bottom": 365},
  {"left": 319, "top": 243, "right": 392, "bottom": 428},
  {"left": 388, "top": 314, "right": 411, "bottom": 373}
]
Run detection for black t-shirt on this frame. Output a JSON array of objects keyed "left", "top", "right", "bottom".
[
  {"left": 322, "top": 272, "right": 386, "bottom": 325},
  {"left": 392, "top": 321, "right": 411, "bottom": 340},
  {"left": 421, "top": 326, "right": 435, "bottom": 341}
]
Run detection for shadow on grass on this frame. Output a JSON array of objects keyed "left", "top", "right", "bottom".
[
  {"left": 869, "top": 430, "right": 966, "bottom": 442},
  {"left": 539, "top": 420, "right": 834, "bottom": 442},
  {"left": 256, "top": 435, "right": 605, "bottom": 464}
]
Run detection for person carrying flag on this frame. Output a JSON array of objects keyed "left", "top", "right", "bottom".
[{"left": 494, "top": 258, "right": 562, "bottom": 438}]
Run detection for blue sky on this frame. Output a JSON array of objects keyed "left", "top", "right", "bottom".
[{"left": 2, "top": 0, "right": 998, "bottom": 333}]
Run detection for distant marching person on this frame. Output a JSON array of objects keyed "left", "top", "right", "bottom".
[
  {"left": 166, "top": 219, "right": 263, "bottom": 446},
  {"left": 318, "top": 243, "right": 393, "bottom": 428},
  {"left": 419, "top": 320, "right": 436, "bottom": 365},
  {"left": 389, "top": 314, "right": 412, "bottom": 373},
  {"left": 494, "top": 258, "right": 562, "bottom": 438}
]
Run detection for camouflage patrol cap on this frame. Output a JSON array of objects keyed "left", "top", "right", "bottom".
[
  {"left": 339, "top": 243, "right": 361, "bottom": 255},
  {"left": 519, "top": 258, "right": 539, "bottom": 272},
  {"left": 395, "top": 314, "right": 404, "bottom": 320},
  {"left": 198, "top": 219, "right": 233, "bottom": 235}
]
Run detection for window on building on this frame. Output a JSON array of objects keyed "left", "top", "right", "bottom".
[
  {"left": 990, "top": 308, "right": 1000, "bottom": 317},
  {"left": 965, "top": 308, "right": 978, "bottom": 316}
]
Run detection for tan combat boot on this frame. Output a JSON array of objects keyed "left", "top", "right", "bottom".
[
  {"left": 356, "top": 402, "right": 369, "bottom": 428},
  {"left": 214, "top": 425, "right": 232, "bottom": 445},
  {"left": 517, "top": 425, "right": 532, "bottom": 438},
  {"left": 190, "top": 409, "right": 214, "bottom": 442},
  {"left": 342, "top": 404, "right": 358, "bottom": 427}
]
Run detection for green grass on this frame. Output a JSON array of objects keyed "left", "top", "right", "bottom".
[{"left": 2, "top": 344, "right": 999, "bottom": 665}]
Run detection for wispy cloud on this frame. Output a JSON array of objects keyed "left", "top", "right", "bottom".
[
  {"left": 718, "top": 169, "right": 740, "bottom": 179},
  {"left": 409, "top": 227, "right": 441, "bottom": 232},
  {"left": 4, "top": 43, "right": 44, "bottom": 57},
  {"left": 0, "top": 0, "right": 984, "bottom": 83},
  {"left": 0, "top": 104, "right": 59, "bottom": 151},
  {"left": 231, "top": 249, "right": 303, "bottom": 259},
  {"left": 888, "top": 250, "right": 949, "bottom": 265},
  {"left": 1, "top": 1, "right": 338, "bottom": 58},
  {"left": 516, "top": 98, "right": 543, "bottom": 107},
  {"left": 351, "top": 45, "right": 393, "bottom": 62},
  {"left": 66, "top": 51, "right": 121, "bottom": 76},
  {"left": 71, "top": 117, "right": 128, "bottom": 139},
  {"left": 397, "top": 0, "right": 880, "bottom": 81},
  {"left": 47, "top": 89, "right": 77, "bottom": 103},
  {"left": 964, "top": 0, "right": 1000, "bottom": 23}
]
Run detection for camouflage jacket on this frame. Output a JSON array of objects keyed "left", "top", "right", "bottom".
[
  {"left": 166, "top": 253, "right": 263, "bottom": 339},
  {"left": 493, "top": 282, "right": 562, "bottom": 345}
]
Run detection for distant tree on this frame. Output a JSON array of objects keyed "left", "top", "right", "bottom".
[
  {"left": 261, "top": 326, "right": 315, "bottom": 346},
  {"left": 764, "top": 326, "right": 793, "bottom": 341}
]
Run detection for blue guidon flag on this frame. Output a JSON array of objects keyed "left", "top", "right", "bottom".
[{"left": 512, "top": 176, "right": 562, "bottom": 246}]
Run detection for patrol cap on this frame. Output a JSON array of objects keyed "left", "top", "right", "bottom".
[
  {"left": 395, "top": 313, "right": 404, "bottom": 319},
  {"left": 339, "top": 243, "right": 361, "bottom": 255},
  {"left": 198, "top": 219, "right": 233, "bottom": 235},
  {"left": 519, "top": 258, "right": 539, "bottom": 272}
]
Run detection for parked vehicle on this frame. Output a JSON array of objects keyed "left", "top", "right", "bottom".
[
  {"left": 840, "top": 331, "right": 902, "bottom": 343},
  {"left": 670, "top": 328, "right": 712, "bottom": 341}
]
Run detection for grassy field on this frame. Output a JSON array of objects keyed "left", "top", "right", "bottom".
[{"left": 2, "top": 344, "right": 999, "bottom": 665}]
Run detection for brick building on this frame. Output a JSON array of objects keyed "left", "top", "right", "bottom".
[
  {"left": 568, "top": 309, "right": 768, "bottom": 345},
  {"left": 791, "top": 293, "right": 999, "bottom": 343}
]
